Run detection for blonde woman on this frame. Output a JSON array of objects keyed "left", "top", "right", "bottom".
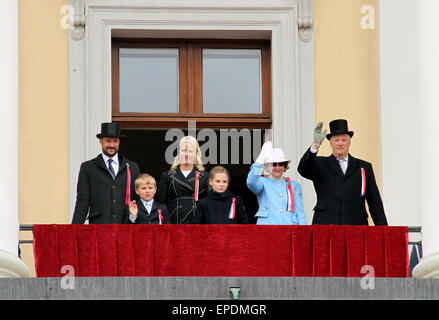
[{"left": 157, "top": 136, "right": 209, "bottom": 224}]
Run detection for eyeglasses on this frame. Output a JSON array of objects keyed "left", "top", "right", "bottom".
[{"left": 272, "top": 162, "right": 288, "bottom": 168}]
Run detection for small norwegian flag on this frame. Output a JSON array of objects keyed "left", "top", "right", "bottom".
[
  {"left": 228, "top": 197, "right": 236, "bottom": 220},
  {"left": 158, "top": 209, "right": 164, "bottom": 225},
  {"left": 360, "top": 167, "right": 366, "bottom": 197},
  {"left": 285, "top": 177, "right": 295, "bottom": 212},
  {"left": 194, "top": 171, "right": 200, "bottom": 201}
]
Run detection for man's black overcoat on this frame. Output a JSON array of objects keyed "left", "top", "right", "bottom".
[
  {"left": 72, "top": 154, "right": 140, "bottom": 224},
  {"left": 298, "top": 148, "right": 388, "bottom": 225}
]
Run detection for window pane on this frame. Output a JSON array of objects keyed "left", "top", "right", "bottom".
[
  {"left": 119, "top": 48, "right": 179, "bottom": 113},
  {"left": 203, "top": 49, "right": 262, "bottom": 114}
]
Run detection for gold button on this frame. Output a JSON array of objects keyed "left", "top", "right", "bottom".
[
  {"left": 277, "top": 183, "right": 281, "bottom": 186},
  {"left": 279, "top": 194, "right": 282, "bottom": 198},
  {"left": 279, "top": 210, "right": 283, "bottom": 213},
  {"left": 265, "top": 205, "right": 268, "bottom": 209}
]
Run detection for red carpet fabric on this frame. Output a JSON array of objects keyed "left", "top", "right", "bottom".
[{"left": 33, "top": 225, "right": 408, "bottom": 277}]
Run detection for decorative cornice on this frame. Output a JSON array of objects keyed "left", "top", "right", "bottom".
[
  {"left": 70, "top": 0, "right": 86, "bottom": 41},
  {"left": 297, "top": 16, "right": 313, "bottom": 42},
  {"left": 297, "top": 0, "right": 314, "bottom": 42}
]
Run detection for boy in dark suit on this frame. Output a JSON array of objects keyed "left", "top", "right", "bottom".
[{"left": 127, "top": 174, "right": 170, "bottom": 224}]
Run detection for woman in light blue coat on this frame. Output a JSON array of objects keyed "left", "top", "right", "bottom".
[{"left": 247, "top": 142, "right": 307, "bottom": 225}]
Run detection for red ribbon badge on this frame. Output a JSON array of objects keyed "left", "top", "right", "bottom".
[
  {"left": 360, "top": 167, "right": 366, "bottom": 197},
  {"left": 125, "top": 162, "right": 131, "bottom": 206},
  {"left": 285, "top": 177, "right": 295, "bottom": 212},
  {"left": 194, "top": 171, "right": 200, "bottom": 201},
  {"left": 228, "top": 197, "right": 236, "bottom": 220},
  {"left": 158, "top": 208, "right": 164, "bottom": 224}
]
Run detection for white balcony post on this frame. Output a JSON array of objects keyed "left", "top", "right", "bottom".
[{"left": 0, "top": 0, "right": 29, "bottom": 277}]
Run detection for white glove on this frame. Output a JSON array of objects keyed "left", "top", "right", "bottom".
[{"left": 256, "top": 141, "right": 273, "bottom": 165}]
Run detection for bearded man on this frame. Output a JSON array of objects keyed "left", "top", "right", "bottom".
[{"left": 72, "top": 122, "right": 140, "bottom": 224}]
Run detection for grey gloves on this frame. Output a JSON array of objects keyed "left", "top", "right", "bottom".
[
  {"left": 312, "top": 122, "right": 327, "bottom": 151},
  {"left": 313, "top": 122, "right": 327, "bottom": 144}
]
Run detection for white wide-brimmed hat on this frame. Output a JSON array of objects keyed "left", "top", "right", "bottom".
[{"left": 265, "top": 148, "right": 291, "bottom": 164}]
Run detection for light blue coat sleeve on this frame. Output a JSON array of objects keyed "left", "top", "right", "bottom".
[
  {"left": 246, "top": 163, "right": 265, "bottom": 195},
  {"left": 292, "top": 181, "right": 307, "bottom": 225}
]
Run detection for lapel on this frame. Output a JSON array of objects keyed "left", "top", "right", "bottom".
[
  {"left": 170, "top": 167, "right": 196, "bottom": 191},
  {"left": 138, "top": 199, "right": 159, "bottom": 220},
  {"left": 117, "top": 154, "right": 126, "bottom": 176},
  {"left": 344, "top": 154, "right": 359, "bottom": 178},
  {"left": 328, "top": 154, "right": 359, "bottom": 179},
  {"left": 93, "top": 155, "right": 112, "bottom": 178},
  {"left": 150, "top": 201, "right": 160, "bottom": 214},
  {"left": 93, "top": 154, "right": 126, "bottom": 178},
  {"left": 137, "top": 199, "right": 149, "bottom": 215},
  {"left": 148, "top": 201, "right": 161, "bottom": 221},
  {"left": 328, "top": 154, "right": 345, "bottom": 178}
]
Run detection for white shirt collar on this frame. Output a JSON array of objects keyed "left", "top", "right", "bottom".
[
  {"left": 141, "top": 199, "right": 154, "bottom": 207},
  {"left": 102, "top": 153, "right": 119, "bottom": 165},
  {"left": 141, "top": 199, "right": 154, "bottom": 213},
  {"left": 336, "top": 154, "right": 349, "bottom": 162}
]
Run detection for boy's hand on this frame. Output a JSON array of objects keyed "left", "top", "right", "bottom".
[{"left": 128, "top": 200, "right": 138, "bottom": 217}]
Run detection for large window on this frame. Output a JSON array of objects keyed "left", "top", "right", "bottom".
[{"left": 112, "top": 39, "right": 271, "bottom": 128}]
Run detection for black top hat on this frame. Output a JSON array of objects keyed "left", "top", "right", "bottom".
[
  {"left": 96, "top": 122, "right": 125, "bottom": 139},
  {"left": 326, "top": 119, "right": 354, "bottom": 140}
]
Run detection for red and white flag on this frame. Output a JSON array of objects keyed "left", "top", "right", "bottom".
[
  {"left": 125, "top": 162, "right": 131, "bottom": 206},
  {"left": 158, "top": 208, "right": 164, "bottom": 224},
  {"left": 194, "top": 171, "right": 200, "bottom": 201},
  {"left": 228, "top": 197, "right": 236, "bottom": 219},
  {"left": 286, "top": 177, "right": 295, "bottom": 212},
  {"left": 360, "top": 167, "right": 366, "bottom": 197}
]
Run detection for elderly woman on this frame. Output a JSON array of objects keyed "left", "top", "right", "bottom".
[
  {"left": 247, "top": 141, "right": 306, "bottom": 225},
  {"left": 158, "top": 136, "right": 209, "bottom": 224}
]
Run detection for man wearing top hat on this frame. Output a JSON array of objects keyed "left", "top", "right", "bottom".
[
  {"left": 72, "top": 122, "right": 140, "bottom": 224},
  {"left": 298, "top": 119, "right": 388, "bottom": 225}
]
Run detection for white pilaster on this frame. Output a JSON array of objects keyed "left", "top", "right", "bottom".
[
  {"left": 378, "top": 0, "right": 421, "bottom": 228},
  {"left": 379, "top": 0, "right": 439, "bottom": 278},
  {"left": 0, "top": 0, "right": 29, "bottom": 277},
  {"left": 412, "top": 0, "right": 439, "bottom": 278}
]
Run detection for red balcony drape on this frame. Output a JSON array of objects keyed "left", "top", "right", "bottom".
[{"left": 32, "top": 225, "right": 408, "bottom": 277}]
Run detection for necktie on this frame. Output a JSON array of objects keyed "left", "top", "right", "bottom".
[
  {"left": 145, "top": 202, "right": 152, "bottom": 213},
  {"left": 338, "top": 158, "right": 347, "bottom": 174},
  {"left": 108, "top": 158, "right": 116, "bottom": 178}
]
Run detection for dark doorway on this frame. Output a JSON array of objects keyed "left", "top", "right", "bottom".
[{"left": 120, "top": 128, "right": 267, "bottom": 224}]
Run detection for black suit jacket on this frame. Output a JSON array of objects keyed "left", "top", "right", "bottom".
[
  {"left": 157, "top": 167, "right": 209, "bottom": 224},
  {"left": 297, "top": 148, "right": 388, "bottom": 225},
  {"left": 72, "top": 154, "right": 140, "bottom": 224},
  {"left": 125, "top": 200, "right": 170, "bottom": 224}
]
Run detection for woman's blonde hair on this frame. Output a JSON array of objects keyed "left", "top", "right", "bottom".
[{"left": 170, "top": 135, "right": 205, "bottom": 171}]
